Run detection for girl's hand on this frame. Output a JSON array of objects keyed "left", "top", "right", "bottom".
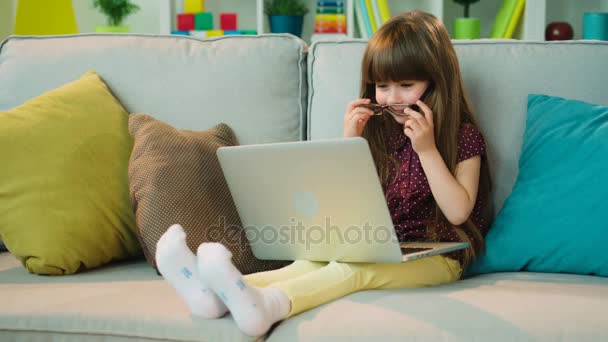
[
  {"left": 403, "top": 100, "right": 437, "bottom": 154},
  {"left": 343, "top": 98, "right": 374, "bottom": 138}
]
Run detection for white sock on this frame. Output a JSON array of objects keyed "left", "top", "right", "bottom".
[
  {"left": 197, "top": 243, "right": 291, "bottom": 336},
  {"left": 155, "top": 224, "right": 228, "bottom": 319}
]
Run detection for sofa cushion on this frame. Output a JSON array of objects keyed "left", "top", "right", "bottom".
[
  {"left": 3, "top": 250, "right": 607, "bottom": 342},
  {"left": 128, "top": 114, "right": 287, "bottom": 274},
  {"left": 268, "top": 271, "right": 608, "bottom": 341},
  {"left": 306, "top": 40, "right": 608, "bottom": 216},
  {"left": 0, "top": 253, "right": 256, "bottom": 342},
  {"left": 0, "top": 71, "right": 140, "bottom": 275},
  {"left": 0, "top": 34, "right": 308, "bottom": 145},
  {"left": 469, "top": 94, "right": 608, "bottom": 277}
]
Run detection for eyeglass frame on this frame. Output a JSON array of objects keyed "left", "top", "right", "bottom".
[
  {"left": 358, "top": 83, "right": 433, "bottom": 116},
  {"left": 358, "top": 103, "right": 415, "bottom": 116}
]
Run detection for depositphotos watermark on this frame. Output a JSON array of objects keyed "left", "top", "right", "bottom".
[{"left": 204, "top": 216, "right": 399, "bottom": 251}]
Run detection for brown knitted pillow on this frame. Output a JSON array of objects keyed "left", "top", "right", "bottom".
[{"left": 128, "top": 114, "right": 288, "bottom": 274}]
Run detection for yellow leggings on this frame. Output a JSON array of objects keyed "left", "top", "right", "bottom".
[{"left": 244, "top": 255, "right": 462, "bottom": 317}]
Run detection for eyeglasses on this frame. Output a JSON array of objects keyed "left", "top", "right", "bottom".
[{"left": 359, "top": 103, "right": 414, "bottom": 116}]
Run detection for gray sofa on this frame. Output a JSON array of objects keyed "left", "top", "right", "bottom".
[{"left": 1, "top": 34, "right": 607, "bottom": 341}]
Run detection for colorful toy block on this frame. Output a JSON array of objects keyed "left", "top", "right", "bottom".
[
  {"left": 206, "top": 30, "right": 224, "bottom": 38},
  {"left": 171, "top": 30, "right": 191, "bottom": 36},
  {"left": 223, "top": 30, "right": 242, "bottom": 35},
  {"left": 177, "top": 13, "right": 195, "bottom": 31},
  {"left": 240, "top": 29, "right": 258, "bottom": 35},
  {"left": 184, "top": 0, "right": 205, "bottom": 13},
  {"left": 220, "top": 13, "right": 238, "bottom": 31},
  {"left": 195, "top": 12, "right": 213, "bottom": 30}
]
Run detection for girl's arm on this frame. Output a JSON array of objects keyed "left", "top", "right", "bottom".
[
  {"left": 402, "top": 100, "right": 481, "bottom": 225},
  {"left": 418, "top": 151, "right": 481, "bottom": 225}
]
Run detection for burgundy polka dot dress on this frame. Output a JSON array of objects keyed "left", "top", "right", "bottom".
[{"left": 384, "top": 123, "right": 488, "bottom": 246}]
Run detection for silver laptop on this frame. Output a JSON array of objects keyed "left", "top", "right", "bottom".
[{"left": 216, "top": 137, "right": 468, "bottom": 263}]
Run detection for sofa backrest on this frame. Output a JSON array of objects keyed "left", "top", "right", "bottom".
[
  {"left": 0, "top": 34, "right": 308, "bottom": 145},
  {"left": 307, "top": 40, "right": 608, "bottom": 216},
  {"left": 3, "top": 35, "right": 608, "bottom": 217}
]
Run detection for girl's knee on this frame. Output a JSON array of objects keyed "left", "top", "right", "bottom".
[
  {"left": 292, "top": 259, "right": 326, "bottom": 270},
  {"left": 442, "top": 257, "right": 462, "bottom": 281},
  {"left": 328, "top": 261, "right": 369, "bottom": 282}
]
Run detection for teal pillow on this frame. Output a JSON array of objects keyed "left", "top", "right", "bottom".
[{"left": 469, "top": 94, "right": 608, "bottom": 277}]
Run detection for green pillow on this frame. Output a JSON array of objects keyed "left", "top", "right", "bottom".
[
  {"left": 0, "top": 71, "right": 141, "bottom": 275},
  {"left": 468, "top": 94, "right": 608, "bottom": 277}
]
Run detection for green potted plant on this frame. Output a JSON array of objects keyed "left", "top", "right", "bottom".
[
  {"left": 453, "top": 0, "right": 481, "bottom": 39},
  {"left": 93, "top": 0, "right": 140, "bottom": 33},
  {"left": 265, "top": 0, "right": 309, "bottom": 38}
]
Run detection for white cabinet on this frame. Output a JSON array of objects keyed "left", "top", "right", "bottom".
[
  {"left": 160, "top": 0, "right": 442, "bottom": 40},
  {"left": 545, "top": 0, "right": 608, "bottom": 40},
  {"left": 483, "top": 0, "right": 608, "bottom": 41},
  {"left": 359, "top": 0, "right": 543, "bottom": 40},
  {"left": 160, "top": 0, "right": 172, "bottom": 35},
  {"left": 520, "top": 0, "right": 546, "bottom": 41},
  {"left": 160, "top": 0, "right": 607, "bottom": 42},
  {"left": 347, "top": 0, "right": 444, "bottom": 38},
  {"left": 257, "top": 0, "right": 355, "bottom": 38}
]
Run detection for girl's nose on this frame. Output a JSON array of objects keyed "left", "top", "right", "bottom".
[{"left": 387, "top": 89, "right": 401, "bottom": 104}]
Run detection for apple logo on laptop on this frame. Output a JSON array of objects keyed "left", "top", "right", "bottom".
[{"left": 292, "top": 191, "right": 320, "bottom": 219}]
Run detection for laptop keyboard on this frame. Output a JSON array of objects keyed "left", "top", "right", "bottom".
[{"left": 400, "top": 247, "right": 433, "bottom": 254}]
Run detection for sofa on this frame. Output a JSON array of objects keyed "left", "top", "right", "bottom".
[{"left": 1, "top": 33, "right": 607, "bottom": 341}]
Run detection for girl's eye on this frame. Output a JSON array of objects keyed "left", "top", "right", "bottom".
[
  {"left": 376, "top": 84, "right": 387, "bottom": 88},
  {"left": 400, "top": 83, "right": 413, "bottom": 88}
]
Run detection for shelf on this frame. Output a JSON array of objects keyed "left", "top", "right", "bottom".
[
  {"left": 256, "top": 0, "right": 355, "bottom": 38},
  {"left": 349, "top": 0, "right": 444, "bottom": 39},
  {"left": 519, "top": 0, "right": 546, "bottom": 40},
  {"left": 160, "top": 0, "right": 443, "bottom": 41},
  {"left": 160, "top": 0, "right": 593, "bottom": 42}
]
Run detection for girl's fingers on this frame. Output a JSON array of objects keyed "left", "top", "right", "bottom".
[
  {"left": 415, "top": 100, "right": 433, "bottom": 126},
  {"left": 405, "top": 119, "right": 422, "bottom": 132},
  {"left": 351, "top": 112, "right": 371, "bottom": 123},
  {"left": 403, "top": 126, "right": 414, "bottom": 139},
  {"left": 347, "top": 98, "right": 372, "bottom": 113},
  {"left": 347, "top": 108, "right": 373, "bottom": 121},
  {"left": 405, "top": 108, "right": 427, "bottom": 128}
]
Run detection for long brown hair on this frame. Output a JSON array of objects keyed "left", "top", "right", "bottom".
[{"left": 360, "top": 11, "right": 492, "bottom": 271}]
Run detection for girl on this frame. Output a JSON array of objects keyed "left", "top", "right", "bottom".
[{"left": 155, "top": 10, "right": 491, "bottom": 337}]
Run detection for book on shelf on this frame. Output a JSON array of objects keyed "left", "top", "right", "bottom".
[
  {"left": 504, "top": 0, "right": 525, "bottom": 38},
  {"left": 314, "top": 27, "right": 347, "bottom": 34},
  {"left": 317, "top": 6, "right": 345, "bottom": 14},
  {"left": 363, "top": 0, "right": 377, "bottom": 33},
  {"left": 354, "top": 0, "right": 369, "bottom": 39},
  {"left": 315, "top": 14, "right": 347, "bottom": 22},
  {"left": 377, "top": 0, "right": 391, "bottom": 24},
  {"left": 490, "top": 0, "right": 526, "bottom": 38},
  {"left": 314, "top": 19, "right": 347, "bottom": 33},
  {"left": 314, "top": 2, "right": 347, "bottom": 35},
  {"left": 316, "top": 0, "right": 344, "bottom": 7},
  {"left": 370, "top": 0, "right": 383, "bottom": 29},
  {"left": 358, "top": 0, "right": 373, "bottom": 37}
]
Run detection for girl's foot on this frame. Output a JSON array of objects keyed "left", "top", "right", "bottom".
[
  {"left": 156, "top": 224, "right": 228, "bottom": 318},
  {"left": 197, "top": 242, "right": 290, "bottom": 336}
]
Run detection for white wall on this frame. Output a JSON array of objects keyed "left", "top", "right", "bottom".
[
  {"left": 0, "top": 0, "right": 161, "bottom": 39},
  {"left": 0, "top": 0, "right": 16, "bottom": 42},
  {"left": 74, "top": 0, "right": 259, "bottom": 36},
  {"left": 73, "top": 0, "right": 160, "bottom": 33}
]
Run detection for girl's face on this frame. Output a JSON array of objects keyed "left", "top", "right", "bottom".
[{"left": 375, "top": 80, "right": 430, "bottom": 124}]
